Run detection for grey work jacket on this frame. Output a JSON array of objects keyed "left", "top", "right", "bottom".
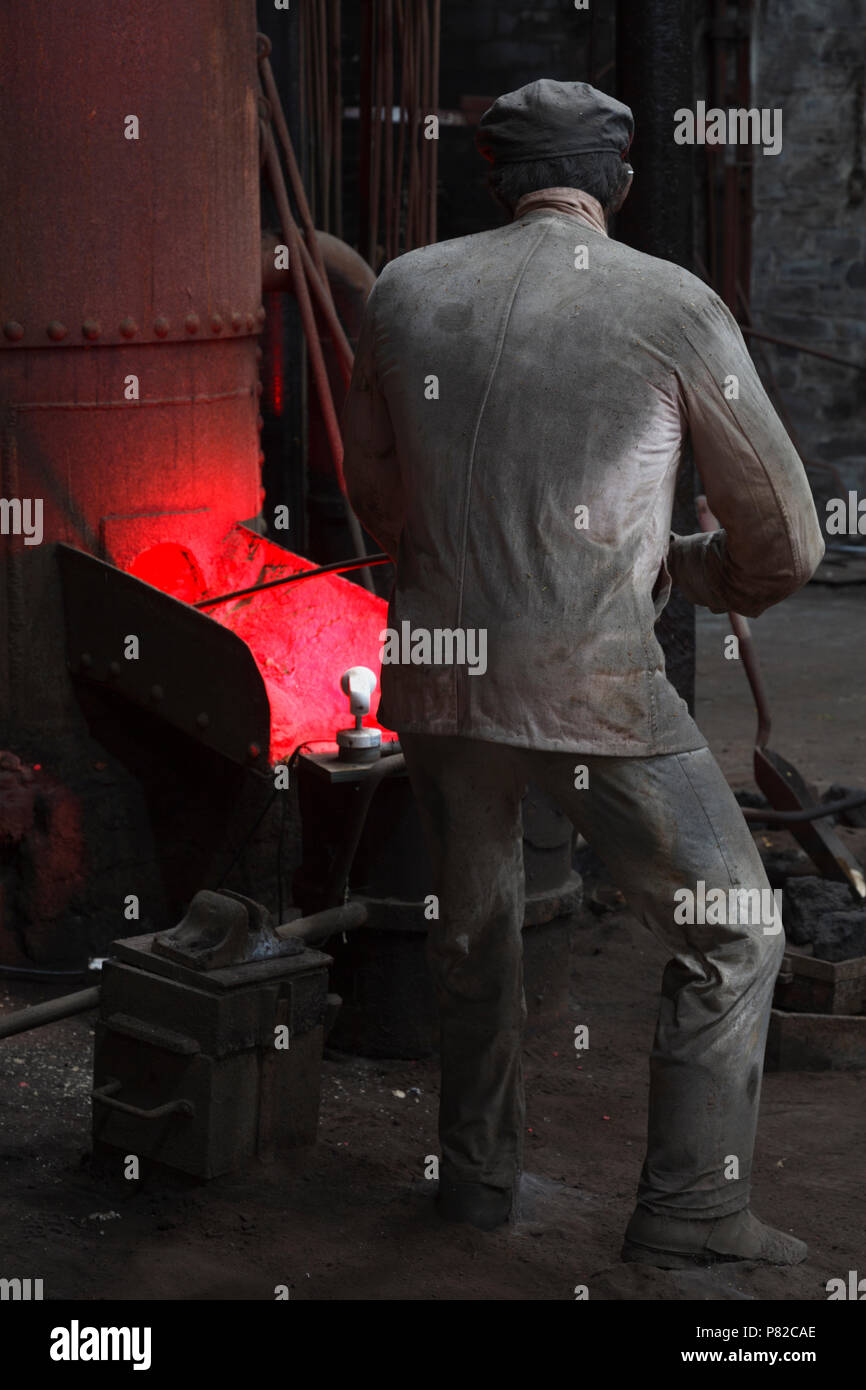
[{"left": 341, "top": 187, "right": 825, "bottom": 755}]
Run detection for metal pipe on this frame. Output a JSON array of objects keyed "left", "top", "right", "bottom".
[
  {"left": 370, "top": 0, "right": 384, "bottom": 263},
  {"left": 739, "top": 326, "right": 865, "bottom": 373},
  {"left": 0, "top": 987, "right": 100, "bottom": 1041},
  {"left": 317, "top": 0, "right": 331, "bottom": 231},
  {"left": 324, "top": 752, "right": 407, "bottom": 908},
  {"left": 730, "top": 279, "right": 847, "bottom": 495},
  {"left": 359, "top": 0, "right": 374, "bottom": 263},
  {"left": 259, "top": 37, "right": 330, "bottom": 289},
  {"left": 296, "top": 234, "right": 355, "bottom": 386},
  {"left": 383, "top": 0, "right": 394, "bottom": 263},
  {"left": 0, "top": 903, "right": 372, "bottom": 1041},
  {"left": 430, "top": 0, "right": 440, "bottom": 244},
  {"left": 277, "top": 900, "right": 368, "bottom": 942},
  {"left": 330, "top": 0, "right": 343, "bottom": 239},
  {"left": 742, "top": 791, "right": 866, "bottom": 826},
  {"left": 194, "top": 552, "right": 390, "bottom": 609},
  {"left": 262, "top": 124, "right": 373, "bottom": 589},
  {"left": 418, "top": 0, "right": 431, "bottom": 248}
]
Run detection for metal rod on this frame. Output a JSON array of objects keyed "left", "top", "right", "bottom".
[
  {"left": 383, "top": 0, "right": 394, "bottom": 263},
  {"left": 742, "top": 791, "right": 866, "bottom": 825},
  {"left": 405, "top": 0, "right": 420, "bottom": 249},
  {"left": 194, "top": 553, "right": 391, "bottom": 609},
  {"left": 0, "top": 986, "right": 100, "bottom": 1041},
  {"left": 393, "top": 0, "right": 409, "bottom": 256},
  {"left": 330, "top": 0, "right": 343, "bottom": 238},
  {"left": 418, "top": 0, "right": 430, "bottom": 247},
  {"left": 297, "top": 233, "right": 354, "bottom": 386},
  {"left": 299, "top": 1, "right": 308, "bottom": 219},
  {"left": 318, "top": 0, "right": 331, "bottom": 231},
  {"left": 324, "top": 753, "right": 407, "bottom": 907},
  {"left": 277, "top": 900, "right": 369, "bottom": 942},
  {"left": 370, "top": 0, "right": 384, "bottom": 263},
  {"left": 430, "top": 0, "right": 440, "bottom": 244},
  {"left": 262, "top": 125, "right": 373, "bottom": 588},
  {"left": 739, "top": 326, "right": 864, "bottom": 372},
  {"left": 259, "top": 42, "right": 330, "bottom": 288},
  {"left": 359, "top": 0, "right": 374, "bottom": 262}
]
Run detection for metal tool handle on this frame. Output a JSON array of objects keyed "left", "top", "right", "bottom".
[
  {"left": 92, "top": 1078, "right": 195, "bottom": 1120},
  {"left": 696, "top": 495, "right": 772, "bottom": 747}
]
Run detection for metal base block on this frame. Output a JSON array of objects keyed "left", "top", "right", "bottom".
[
  {"left": 765, "top": 1008, "right": 866, "bottom": 1072},
  {"left": 92, "top": 935, "right": 330, "bottom": 1178},
  {"left": 325, "top": 879, "right": 583, "bottom": 1060},
  {"left": 774, "top": 947, "right": 866, "bottom": 1016}
]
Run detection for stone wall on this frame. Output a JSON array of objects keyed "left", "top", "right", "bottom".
[{"left": 751, "top": 0, "right": 866, "bottom": 531}]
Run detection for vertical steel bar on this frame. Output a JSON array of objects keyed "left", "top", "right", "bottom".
[
  {"left": 430, "top": 0, "right": 440, "bottom": 244},
  {"left": 737, "top": 0, "right": 754, "bottom": 315},
  {"left": 259, "top": 53, "right": 330, "bottom": 287},
  {"left": 393, "top": 0, "right": 409, "bottom": 256},
  {"left": 370, "top": 0, "right": 384, "bottom": 265},
  {"left": 383, "top": 0, "right": 394, "bottom": 263},
  {"left": 330, "top": 0, "right": 343, "bottom": 239},
  {"left": 318, "top": 0, "right": 331, "bottom": 231},
  {"left": 299, "top": 0, "right": 309, "bottom": 218},
  {"left": 263, "top": 127, "right": 373, "bottom": 590},
  {"left": 418, "top": 0, "right": 430, "bottom": 247},
  {"left": 359, "top": 0, "right": 374, "bottom": 262},
  {"left": 308, "top": 0, "right": 322, "bottom": 223},
  {"left": 405, "top": 1, "right": 421, "bottom": 249}
]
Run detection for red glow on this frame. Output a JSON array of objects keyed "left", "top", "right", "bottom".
[
  {"left": 128, "top": 543, "right": 206, "bottom": 603},
  {"left": 130, "top": 525, "right": 396, "bottom": 764},
  {"left": 266, "top": 293, "right": 284, "bottom": 417}
]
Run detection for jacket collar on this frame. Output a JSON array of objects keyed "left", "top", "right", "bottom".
[{"left": 513, "top": 186, "right": 608, "bottom": 237}]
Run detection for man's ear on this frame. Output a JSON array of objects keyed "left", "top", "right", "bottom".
[{"left": 609, "top": 165, "right": 633, "bottom": 217}]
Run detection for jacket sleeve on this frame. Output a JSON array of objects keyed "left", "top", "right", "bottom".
[
  {"left": 667, "top": 291, "right": 825, "bottom": 618},
  {"left": 340, "top": 278, "right": 405, "bottom": 563}
]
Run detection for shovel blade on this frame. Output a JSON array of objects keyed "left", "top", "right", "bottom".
[{"left": 754, "top": 747, "right": 866, "bottom": 897}]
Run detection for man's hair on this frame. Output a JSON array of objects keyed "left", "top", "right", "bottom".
[{"left": 487, "top": 150, "right": 631, "bottom": 216}]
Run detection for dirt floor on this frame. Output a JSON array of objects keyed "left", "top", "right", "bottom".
[{"left": 1, "top": 583, "right": 865, "bottom": 1301}]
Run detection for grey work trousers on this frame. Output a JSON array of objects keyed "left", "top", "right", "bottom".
[{"left": 399, "top": 734, "right": 785, "bottom": 1219}]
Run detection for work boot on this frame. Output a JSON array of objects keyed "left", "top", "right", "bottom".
[
  {"left": 621, "top": 1206, "right": 808, "bottom": 1268},
  {"left": 435, "top": 1174, "right": 514, "bottom": 1231}
]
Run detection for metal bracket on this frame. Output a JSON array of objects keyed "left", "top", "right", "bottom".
[
  {"left": 92, "top": 1078, "right": 195, "bottom": 1120},
  {"left": 56, "top": 543, "right": 271, "bottom": 770}
]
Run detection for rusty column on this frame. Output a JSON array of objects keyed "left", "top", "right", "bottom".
[
  {"left": 0, "top": 0, "right": 263, "bottom": 743},
  {"left": 616, "top": 0, "right": 697, "bottom": 712}
]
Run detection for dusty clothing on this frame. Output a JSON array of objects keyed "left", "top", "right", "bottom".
[
  {"left": 401, "top": 733, "right": 784, "bottom": 1217},
  {"left": 341, "top": 188, "right": 824, "bottom": 755}
]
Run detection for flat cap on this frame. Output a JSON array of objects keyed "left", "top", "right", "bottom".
[{"left": 476, "top": 79, "right": 634, "bottom": 166}]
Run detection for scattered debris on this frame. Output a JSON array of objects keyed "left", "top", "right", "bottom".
[
  {"left": 759, "top": 846, "right": 810, "bottom": 887},
  {"left": 808, "top": 911, "right": 866, "bottom": 963},
  {"left": 822, "top": 785, "right": 866, "bottom": 830},
  {"left": 782, "top": 876, "right": 861, "bottom": 947}
]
